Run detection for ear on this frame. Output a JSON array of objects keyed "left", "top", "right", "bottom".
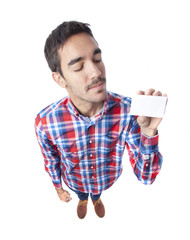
[{"left": 52, "top": 72, "right": 67, "bottom": 88}]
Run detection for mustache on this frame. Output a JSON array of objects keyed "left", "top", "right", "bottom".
[{"left": 86, "top": 77, "right": 106, "bottom": 91}]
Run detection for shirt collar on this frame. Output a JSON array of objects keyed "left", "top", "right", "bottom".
[
  {"left": 68, "top": 91, "right": 121, "bottom": 119},
  {"left": 105, "top": 91, "right": 122, "bottom": 112},
  {"left": 68, "top": 98, "right": 80, "bottom": 117}
]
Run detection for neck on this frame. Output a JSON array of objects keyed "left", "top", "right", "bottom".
[{"left": 70, "top": 97, "right": 104, "bottom": 118}]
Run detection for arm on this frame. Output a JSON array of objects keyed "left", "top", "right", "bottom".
[
  {"left": 126, "top": 89, "right": 166, "bottom": 184},
  {"left": 35, "top": 115, "right": 72, "bottom": 202},
  {"left": 35, "top": 122, "right": 62, "bottom": 188},
  {"left": 126, "top": 116, "right": 163, "bottom": 184}
]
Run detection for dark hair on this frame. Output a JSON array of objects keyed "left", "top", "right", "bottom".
[{"left": 44, "top": 21, "right": 94, "bottom": 77}]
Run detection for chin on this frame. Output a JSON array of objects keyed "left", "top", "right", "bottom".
[{"left": 91, "top": 89, "right": 107, "bottom": 103}]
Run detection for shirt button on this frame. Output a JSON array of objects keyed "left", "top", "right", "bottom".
[
  {"left": 92, "top": 176, "right": 94, "bottom": 179},
  {"left": 91, "top": 166, "right": 93, "bottom": 169},
  {"left": 90, "top": 154, "right": 93, "bottom": 157},
  {"left": 146, "top": 163, "right": 149, "bottom": 167},
  {"left": 89, "top": 140, "right": 92, "bottom": 143},
  {"left": 144, "top": 154, "right": 149, "bottom": 160}
]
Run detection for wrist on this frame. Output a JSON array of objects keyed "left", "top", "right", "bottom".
[
  {"left": 55, "top": 187, "right": 64, "bottom": 194},
  {"left": 141, "top": 128, "right": 157, "bottom": 137}
]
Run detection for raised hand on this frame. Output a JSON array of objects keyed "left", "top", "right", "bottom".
[{"left": 136, "top": 88, "right": 167, "bottom": 137}]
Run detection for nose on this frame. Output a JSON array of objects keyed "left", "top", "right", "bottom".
[{"left": 87, "top": 62, "right": 102, "bottom": 80}]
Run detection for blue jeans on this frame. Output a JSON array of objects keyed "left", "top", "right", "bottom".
[{"left": 69, "top": 187, "right": 101, "bottom": 201}]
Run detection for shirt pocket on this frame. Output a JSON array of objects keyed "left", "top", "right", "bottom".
[
  {"left": 97, "top": 132, "right": 121, "bottom": 166},
  {"left": 55, "top": 136, "right": 84, "bottom": 173},
  {"left": 104, "top": 131, "right": 120, "bottom": 150}
]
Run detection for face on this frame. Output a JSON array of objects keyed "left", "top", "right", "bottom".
[{"left": 53, "top": 33, "right": 107, "bottom": 105}]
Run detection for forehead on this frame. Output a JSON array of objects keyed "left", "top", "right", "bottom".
[{"left": 58, "top": 33, "right": 98, "bottom": 63}]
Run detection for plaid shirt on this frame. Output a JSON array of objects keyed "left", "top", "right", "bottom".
[{"left": 35, "top": 91, "right": 163, "bottom": 194}]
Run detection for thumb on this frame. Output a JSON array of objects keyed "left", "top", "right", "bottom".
[
  {"left": 137, "top": 116, "right": 146, "bottom": 124},
  {"left": 137, "top": 116, "right": 150, "bottom": 128}
]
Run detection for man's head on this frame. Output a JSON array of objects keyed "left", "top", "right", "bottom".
[
  {"left": 44, "top": 21, "right": 107, "bottom": 105},
  {"left": 44, "top": 21, "right": 94, "bottom": 77}
]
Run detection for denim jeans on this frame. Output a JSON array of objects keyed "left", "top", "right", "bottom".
[{"left": 68, "top": 187, "right": 101, "bottom": 201}]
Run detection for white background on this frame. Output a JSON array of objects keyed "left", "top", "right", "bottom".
[{"left": 1, "top": 0, "right": 190, "bottom": 239}]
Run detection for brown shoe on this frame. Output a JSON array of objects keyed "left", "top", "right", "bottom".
[
  {"left": 77, "top": 199, "right": 88, "bottom": 219},
  {"left": 92, "top": 198, "right": 105, "bottom": 218}
]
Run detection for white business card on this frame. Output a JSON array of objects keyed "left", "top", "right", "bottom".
[{"left": 130, "top": 95, "right": 167, "bottom": 118}]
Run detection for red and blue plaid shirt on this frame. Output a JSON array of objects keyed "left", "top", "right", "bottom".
[{"left": 35, "top": 91, "right": 163, "bottom": 194}]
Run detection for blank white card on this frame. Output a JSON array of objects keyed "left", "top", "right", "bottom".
[{"left": 130, "top": 95, "right": 168, "bottom": 118}]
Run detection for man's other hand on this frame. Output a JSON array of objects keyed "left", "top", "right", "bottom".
[{"left": 55, "top": 187, "right": 72, "bottom": 203}]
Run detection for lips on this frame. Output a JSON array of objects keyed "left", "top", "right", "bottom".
[
  {"left": 86, "top": 78, "right": 106, "bottom": 91},
  {"left": 90, "top": 81, "right": 104, "bottom": 89}
]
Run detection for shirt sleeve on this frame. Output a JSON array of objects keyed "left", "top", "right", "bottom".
[
  {"left": 125, "top": 115, "right": 163, "bottom": 185},
  {"left": 34, "top": 115, "right": 62, "bottom": 189}
]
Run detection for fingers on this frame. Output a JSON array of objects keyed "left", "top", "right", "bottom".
[
  {"left": 136, "top": 90, "right": 145, "bottom": 95},
  {"left": 58, "top": 190, "right": 72, "bottom": 203},
  {"left": 64, "top": 192, "right": 72, "bottom": 203},
  {"left": 137, "top": 88, "right": 166, "bottom": 97},
  {"left": 145, "top": 88, "right": 156, "bottom": 95},
  {"left": 153, "top": 90, "right": 162, "bottom": 96},
  {"left": 136, "top": 88, "right": 155, "bottom": 95}
]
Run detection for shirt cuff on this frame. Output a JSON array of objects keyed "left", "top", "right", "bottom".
[
  {"left": 53, "top": 181, "right": 62, "bottom": 189},
  {"left": 140, "top": 132, "right": 159, "bottom": 155}
]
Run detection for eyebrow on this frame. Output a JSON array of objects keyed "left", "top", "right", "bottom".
[
  {"left": 94, "top": 48, "right": 101, "bottom": 55},
  {"left": 68, "top": 57, "right": 84, "bottom": 66},
  {"left": 68, "top": 48, "right": 102, "bottom": 66}
]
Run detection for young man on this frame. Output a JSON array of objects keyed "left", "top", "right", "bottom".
[{"left": 35, "top": 21, "right": 166, "bottom": 219}]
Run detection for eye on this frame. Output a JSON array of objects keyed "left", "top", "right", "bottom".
[
  {"left": 93, "top": 54, "right": 102, "bottom": 63},
  {"left": 74, "top": 65, "right": 83, "bottom": 72},
  {"left": 93, "top": 59, "right": 102, "bottom": 63}
]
